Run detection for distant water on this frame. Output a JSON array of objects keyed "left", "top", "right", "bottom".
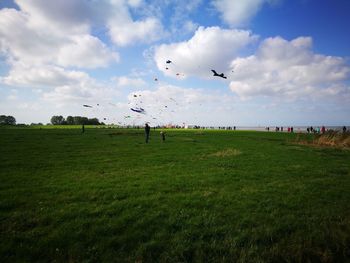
[{"left": 204, "top": 126, "right": 348, "bottom": 133}]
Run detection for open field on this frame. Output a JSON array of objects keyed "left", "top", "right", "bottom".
[{"left": 1, "top": 127, "right": 350, "bottom": 262}]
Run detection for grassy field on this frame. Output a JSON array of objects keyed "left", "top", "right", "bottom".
[{"left": 0, "top": 127, "right": 350, "bottom": 262}]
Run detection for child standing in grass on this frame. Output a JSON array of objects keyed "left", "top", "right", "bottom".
[{"left": 160, "top": 131, "right": 165, "bottom": 142}]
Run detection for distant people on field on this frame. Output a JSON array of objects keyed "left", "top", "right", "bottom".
[
  {"left": 145, "top": 123, "right": 150, "bottom": 143},
  {"left": 343, "top": 126, "right": 347, "bottom": 133},
  {"left": 290, "top": 127, "right": 294, "bottom": 133},
  {"left": 281, "top": 127, "right": 283, "bottom": 132},
  {"left": 321, "top": 126, "right": 325, "bottom": 134},
  {"left": 287, "top": 127, "right": 290, "bottom": 132},
  {"left": 306, "top": 127, "right": 310, "bottom": 133},
  {"left": 82, "top": 124, "right": 85, "bottom": 133}
]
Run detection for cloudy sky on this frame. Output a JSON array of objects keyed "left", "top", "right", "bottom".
[{"left": 0, "top": 0, "right": 349, "bottom": 126}]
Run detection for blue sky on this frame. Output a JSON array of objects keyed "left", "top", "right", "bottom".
[{"left": 0, "top": 0, "right": 349, "bottom": 126}]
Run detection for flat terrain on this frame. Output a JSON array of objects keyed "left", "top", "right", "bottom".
[{"left": 0, "top": 127, "right": 350, "bottom": 262}]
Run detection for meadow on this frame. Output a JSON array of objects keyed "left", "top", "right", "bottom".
[{"left": 0, "top": 127, "right": 349, "bottom": 262}]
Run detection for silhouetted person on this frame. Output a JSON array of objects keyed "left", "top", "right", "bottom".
[
  {"left": 321, "top": 126, "right": 325, "bottom": 134},
  {"left": 145, "top": 123, "right": 150, "bottom": 143},
  {"left": 343, "top": 126, "right": 347, "bottom": 133},
  {"left": 291, "top": 127, "right": 294, "bottom": 133},
  {"left": 82, "top": 124, "right": 85, "bottom": 133}
]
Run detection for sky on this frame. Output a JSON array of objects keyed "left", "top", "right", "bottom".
[{"left": 0, "top": 0, "right": 349, "bottom": 126}]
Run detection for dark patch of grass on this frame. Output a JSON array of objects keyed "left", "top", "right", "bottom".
[{"left": 0, "top": 128, "right": 350, "bottom": 262}]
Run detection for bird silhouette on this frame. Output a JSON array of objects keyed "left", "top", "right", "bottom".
[{"left": 211, "top": 69, "right": 227, "bottom": 79}]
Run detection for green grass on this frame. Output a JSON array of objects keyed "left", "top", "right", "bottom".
[{"left": 1, "top": 127, "right": 350, "bottom": 262}]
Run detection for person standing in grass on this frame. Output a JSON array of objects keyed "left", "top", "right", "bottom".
[
  {"left": 145, "top": 123, "right": 150, "bottom": 143},
  {"left": 160, "top": 131, "right": 165, "bottom": 142},
  {"left": 82, "top": 124, "right": 85, "bottom": 133}
]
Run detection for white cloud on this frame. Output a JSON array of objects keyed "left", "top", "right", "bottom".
[
  {"left": 14, "top": 0, "right": 91, "bottom": 33},
  {"left": 229, "top": 36, "right": 350, "bottom": 100},
  {"left": 127, "top": 0, "right": 144, "bottom": 8},
  {"left": 41, "top": 78, "right": 120, "bottom": 105},
  {"left": 1, "top": 61, "right": 120, "bottom": 105},
  {"left": 108, "top": 16, "right": 164, "bottom": 46},
  {"left": 56, "top": 35, "right": 119, "bottom": 68},
  {"left": 0, "top": 0, "right": 165, "bottom": 71},
  {"left": 114, "top": 76, "right": 147, "bottom": 88},
  {"left": 0, "top": 7, "right": 118, "bottom": 68},
  {"left": 212, "top": 0, "right": 280, "bottom": 27},
  {"left": 2, "top": 62, "right": 90, "bottom": 88},
  {"left": 154, "top": 26, "right": 257, "bottom": 78}
]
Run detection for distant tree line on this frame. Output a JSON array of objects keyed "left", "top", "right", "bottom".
[
  {"left": 0, "top": 115, "right": 16, "bottom": 125},
  {"left": 50, "top": 115, "right": 104, "bottom": 125}
]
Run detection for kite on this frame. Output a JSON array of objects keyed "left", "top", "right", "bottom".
[
  {"left": 131, "top": 107, "right": 146, "bottom": 114},
  {"left": 211, "top": 69, "right": 227, "bottom": 79},
  {"left": 154, "top": 78, "right": 158, "bottom": 81},
  {"left": 166, "top": 67, "right": 169, "bottom": 70},
  {"left": 133, "top": 94, "right": 138, "bottom": 97},
  {"left": 83, "top": 104, "right": 93, "bottom": 108},
  {"left": 166, "top": 60, "right": 172, "bottom": 64}
]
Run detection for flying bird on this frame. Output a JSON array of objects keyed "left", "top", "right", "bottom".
[{"left": 211, "top": 69, "right": 227, "bottom": 79}]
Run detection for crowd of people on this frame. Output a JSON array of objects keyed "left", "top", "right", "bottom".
[{"left": 143, "top": 124, "right": 348, "bottom": 143}]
